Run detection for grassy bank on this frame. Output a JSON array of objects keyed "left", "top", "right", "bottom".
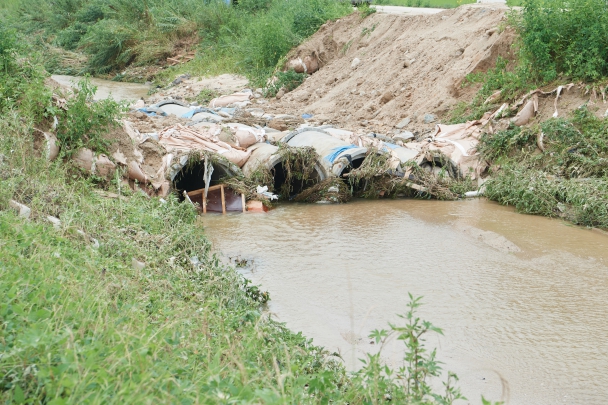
[
  {"left": 1, "top": 0, "right": 352, "bottom": 86},
  {"left": 451, "top": 0, "right": 608, "bottom": 229}
]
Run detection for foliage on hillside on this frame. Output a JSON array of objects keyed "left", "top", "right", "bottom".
[
  {"left": 448, "top": 0, "right": 608, "bottom": 228},
  {"left": 3, "top": 0, "right": 352, "bottom": 84}
]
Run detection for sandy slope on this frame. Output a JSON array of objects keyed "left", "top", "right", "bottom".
[{"left": 268, "top": 4, "right": 515, "bottom": 134}]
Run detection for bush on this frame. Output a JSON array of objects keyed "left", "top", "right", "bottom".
[
  {"left": 55, "top": 78, "right": 125, "bottom": 155},
  {"left": 79, "top": 19, "right": 136, "bottom": 74},
  {"left": 6, "top": 0, "right": 351, "bottom": 84},
  {"left": 518, "top": 0, "right": 608, "bottom": 82},
  {"left": 265, "top": 69, "right": 307, "bottom": 96}
]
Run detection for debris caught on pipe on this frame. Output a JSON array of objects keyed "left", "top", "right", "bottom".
[{"left": 256, "top": 185, "right": 279, "bottom": 201}]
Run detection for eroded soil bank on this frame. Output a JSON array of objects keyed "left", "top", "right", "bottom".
[{"left": 202, "top": 199, "right": 608, "bottom": 405}]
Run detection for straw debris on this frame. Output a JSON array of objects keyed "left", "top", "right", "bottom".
[{"left": 292, "top": 178, "right": 351, "bottom": 203}]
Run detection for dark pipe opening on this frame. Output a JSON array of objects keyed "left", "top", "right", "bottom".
[
  {"left": 271, "top": 162, "right": 321, "bottom": 199},
  {"left": 339, "top": 157, "right": 366, "bottom": 193},
  {"left": 173, "top": 161, "right": 230, "bottom": 199}
]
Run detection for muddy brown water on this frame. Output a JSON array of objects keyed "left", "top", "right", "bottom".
[
  {"left": 202, "top": 198, "right": 608, "bottom": 405},
  {"left": 51, "top": 75, "right": 150, "bottom": 101}
]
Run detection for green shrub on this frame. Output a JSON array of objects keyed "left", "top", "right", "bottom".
[
  {"left": 55, "top": 78, "right": 125, "bottom": 155},
  {"left": 0, "top": 24, "right": 17, "bottom": 73},
  {"left": 265, "top": 69, "right": 307, "bottom": 96},
  {"left": 79, "top": 19, "right": 136, "bottom": 74},
  {"left": 518, "top": 0, "right": 608, "bottom": 82}
]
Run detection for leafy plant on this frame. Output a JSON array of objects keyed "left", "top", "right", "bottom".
[
  {"left": 55, "top": 77, "right": 125, "bottom": 155},
  {"left": 518, "top": 0, "right": 608, "bottom": 82},
  {"left": 347, "top": 294, "right": 466, "bottom": 404},
  {"left": 265, "top": 68, "right": 307, "bottom": 97},
  {"left": 358, "top": 3, "right": 377, "bottom": 19}
]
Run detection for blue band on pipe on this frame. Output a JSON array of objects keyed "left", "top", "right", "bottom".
[{"left": 324, "top": 145, "right": 359, "bottom": 164}]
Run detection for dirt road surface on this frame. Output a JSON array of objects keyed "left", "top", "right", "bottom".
[{"left": 372, "top": 5, "right": 445, "bottom": 15}]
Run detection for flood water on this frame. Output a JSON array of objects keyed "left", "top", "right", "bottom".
[
  {"left": 202, "top": 198, "right": 608, "bottom": 405},
  {"left": 51, "top": 75, "right": 150, "bottom": 101}
]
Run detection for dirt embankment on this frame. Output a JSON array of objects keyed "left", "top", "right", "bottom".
[{"left": 268, "top": 4, "right": 516, "bottom": 134}]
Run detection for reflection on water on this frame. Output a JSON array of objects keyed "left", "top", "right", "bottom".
[
  {"left": 202, "top": 198, "right": 608, "bottom": 405},
  {"left": 51, "top": 75, "right": 150, "bottom": 101}
]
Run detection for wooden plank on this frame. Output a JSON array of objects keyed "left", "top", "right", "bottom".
[
  {"left": 220, "top": 185, "right": 226, "bottom": 214},
  {"left": 241, "top": 193, "right": 246, "bottom": 213},
  {"left": 187, "top": 184, "right": 222, "bottom": 197}
]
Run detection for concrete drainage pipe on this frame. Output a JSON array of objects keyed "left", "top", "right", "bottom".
[
  {"left": 241, "top": 143, "right": 327, "bottom": 196},
  {"left": 284, "top": 130, "right": 368, "bottom": 177},
  {"left": 172, "top": 155, "right": 238, "bottom": 198}
]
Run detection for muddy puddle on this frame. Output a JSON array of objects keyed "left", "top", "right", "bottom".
[
  {"left": 202, "top": 199, "right": 608, "bottom": 405},
  {"left": 51, "top": 75, "right": 150, "bottom": 101}
]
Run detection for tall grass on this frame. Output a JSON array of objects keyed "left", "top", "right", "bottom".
[{"left": 5, "top": 0, "right": 352, "bottom": 84}]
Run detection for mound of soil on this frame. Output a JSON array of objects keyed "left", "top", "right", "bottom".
[{"left": 270, "top": 4, "right": 516, "bottom": 134}]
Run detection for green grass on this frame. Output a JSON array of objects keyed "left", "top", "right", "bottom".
[
  {"left": 4, "top": 0, "right": 352, "bottom": 86},
  {"left": 445, "top": 0, "right": 608, "bottom": 229},
  {"left": 0, "top": 160, "right": 345, "bottom": 403},
  {"left": 478, "top": 108, "right": 608, "bottom": 229}
]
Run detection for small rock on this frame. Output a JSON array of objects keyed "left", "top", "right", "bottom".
[
  {"left": 393, "top": 131, "right": 415, "bottom": 142},
  {"left": 327, "top": 186, "right": 339, "bottom": 193},
  {"left": 276, "top": 88, "right": 285, "bottom": 99},
  {"left": 132, "top": 258, "right": 145, "bottom": 271},
  {"left": 380, "top": 91, "right": 394, "bottom": 104},
  {"left": 403, "top": 60, "right": 411, "bottom": 68},
  {"left": 351, "top": 58, "right": 361, "bottom": 69},
  {"left": 189, "top": 102, "right": 199, "bottom": 107},
  {"left": 46, "top": 216, "right": 61, "bottom": 229},
  {"left": 233, "top": 100, "right": 251, "bottom": 108},
  {"left": 423, "top": 113, "right": 436, "bottom": 124},
  {"left": 171, "top": 74, "right": 190, "bottom": 86},
  {"left": 9, "top": 200, "right": 31, "bottom": 218},
  {"left": 247, "top": 108, "right": 265, "bottom": 118},
  {"left": 132, "top": 99, "right": 145, "bottom": 109},
  {"left": 454, "top": 48, "right": 464, "bottom": 57},
  {"left": 268, "top": 119, "right": 288, "bottom": 131},
  {"left": 395, "top": 117, "right": 411, "bottom": 129}
]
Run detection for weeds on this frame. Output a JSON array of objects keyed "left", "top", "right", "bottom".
[
  {"left": 194, "top": 88, "right": 221, "bottom": 105},
  {"left": 5, "top": 0, "right": 352, "bottom": 85},
  {"left": 358, "top": 3, "right": 377, "bottom": 19},
  {"left": 479, "top": 107, "right": 608, "bottom": 228},
  {"left": 346, "top": 294, "right": 465, "bottom": 404},
  {"left": 265, "top": 69, "right": 307, "bottom": 97},
  {"left": 55, "top": 78, "right": 125, "bottom": 155},
  {"left": 517, "top": 0, "right": 608, "bottom": 82}
]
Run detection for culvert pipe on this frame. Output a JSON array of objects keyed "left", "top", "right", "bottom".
[
  {"left": 283, "top": 130, "right": 368, "bottom": 177},
  {"left": 170, "top": 154, "right": 239, "bottom": 197},
  {"left": 241, "top": 143, "right": 327, "bottom": 196}
]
